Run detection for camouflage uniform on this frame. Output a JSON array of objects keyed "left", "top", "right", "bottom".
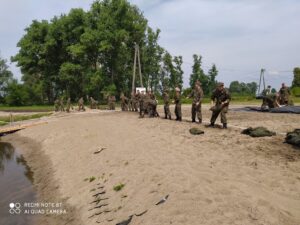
[
  {"left": 174, "top": 89, "right": 182, "bottom": 121},
  {"left": 59, "top": 98, "right": 65, "bottom": 112},
  {"left": 262, "top": 93, "right": 280, "bottom": 109},
  {"left": 134, "top": 92, "right": 139, "bottom": 111},
  {"left": 163, "top": 90, "right": 172, "bottom": 119},
  {"left": 120, "top": 94, "right": 129, "bottom": 111},
  {"left": 108, "top": 95, "right": 116, "bottom": 110},
  {"left": 210, "top": 83, "right": 231, "bottom": 128},
  {"left": 139, "top": 92, "right": 145, "bottom": 118},
  {"left": 54, "top": 99, "right": 60, "bottom": 112},
  {"left": 189, "top": 85, "right": 204, "bottom": 123},
  {"left": 148, "top": 92, "right": 159, "bottom": 117},
  {"left": 90, "top": 97, "right": 98, "bottom": 109},
  {"left": 66, "top": 98, "right": 73, "bottom": 113},
  {"left": 279, "top": 85, "right": 291, "bottom": 105},
  {"left": 78, "top": 97, "right": 85, "bottom": 111}
]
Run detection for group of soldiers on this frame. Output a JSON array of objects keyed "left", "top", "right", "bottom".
[
  {"left": 118, "top": 80, "right": 231, "bottom": 129},
  {"left": 54, "top": 81, "right": 290, "bottom": 129},
  {"left": 261, "top": 83, "right": 292, "bottom": 109},
  {"left": 118, "top": 90, "right": 159, "bottom": 118}
]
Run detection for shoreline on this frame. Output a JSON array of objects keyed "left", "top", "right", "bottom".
[{"left": 2, "top": 134, "right": 82, "bottom": 225}]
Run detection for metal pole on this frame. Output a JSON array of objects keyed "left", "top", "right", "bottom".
[
  {"left": 137, "top": 45, "right": 143, "bottom": 88},
  {"left": 132, "top": 44, "right": 137, "bottom": 93}
]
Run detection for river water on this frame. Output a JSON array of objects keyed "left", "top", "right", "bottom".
[{"left": 0, "top": 142, "right": 37, "bottom": 225}]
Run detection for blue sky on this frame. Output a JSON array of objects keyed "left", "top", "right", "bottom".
[{"left": 1, "top": 0, "right": 299, "bottom": 89}]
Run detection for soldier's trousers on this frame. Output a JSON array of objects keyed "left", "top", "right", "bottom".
[
  {"left": 175, "top": 103, "right": 182, "bottom": 119},
  {"left": 128, "top": 101, "right": 133, "bottom": 111},
  {"left": 109, "top": 103, "right": 115, "bottom": 110},
  {"left": 134, "top": 102, "right": 139, "bottom": 111},
  {"left": 210, "top": 106, "right": 228, "bottom": 124},
  {"left": 191, "top": 103, "right": 202, "bottom": 122},
  {"left": 164, "top": 104, "right": 171, "bottom": 119},
  {"left": 78, "top": 104, "right": 85, "bottom": 111},
  {"left": 121, "top": 103, "right": 128, "bottom": 111},
  {"left": 139, "top": 101, "right": 144, "bottom": 117}
]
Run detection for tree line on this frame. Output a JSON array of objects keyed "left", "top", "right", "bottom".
[{"left": 0, "top": 0, "right": 299, "bottom": 106}]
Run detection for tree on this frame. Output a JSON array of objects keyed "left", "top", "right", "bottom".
[
  {"left": 208, "top": 64, "right": 218, "bottom": 92},
  {"left": 229, "top": 81, "right": 258, "bottom": 95},
  {"left": 142, "top": 27, "right": 164, "bottom": 92},
  {"left": 292, "top": 67, "right": 300, "bottom": 87},
  {"left": 189, "top": 54, "right": 209, "bottom": 94},
  {"left": 0, "top": 56, "right": 13, "bottom": 103},
  {"left": 5, "top": 80, "right": 30, "bottom": 106},
  {"left": 12, "top": 0, "right": 160, "bottom": 104}
]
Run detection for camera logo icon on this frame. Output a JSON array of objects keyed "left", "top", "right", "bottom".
[{"left": 9, "top": 203, "right": 21, "bottom": 214}]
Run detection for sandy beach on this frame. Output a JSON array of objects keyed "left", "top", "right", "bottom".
[{"left": 2, "top": 104, "right": 300, "bottom": 225}]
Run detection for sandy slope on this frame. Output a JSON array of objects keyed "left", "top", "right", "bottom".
[{"left": 3, "top": 105, "right": 300, "bottom": 225}]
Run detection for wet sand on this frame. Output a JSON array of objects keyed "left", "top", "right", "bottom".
[{"left": 2, "top": 104, "right": 300, "bottom": 225}]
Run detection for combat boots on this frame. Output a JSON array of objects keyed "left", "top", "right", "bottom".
[{"left": 223, "top": 123, "right": 227, "bottom": 129}]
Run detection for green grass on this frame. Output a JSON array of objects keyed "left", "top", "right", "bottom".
[
  {"left": 0, "top": 112, "right": 52, "bottom": 126},
  {"left": 0, "top": 105, "right": 54, "bottom": 112},
  {"left": 113, "top": 183, "right": 125, "bottom": 192}
]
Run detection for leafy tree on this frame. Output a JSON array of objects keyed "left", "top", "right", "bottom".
[
  {"left": 0, "top": 56, "right": 13, "bottom": 103},
  {"left": 5, "top": 80, "right": 30, "bottom": 106},
  {"left": 189, "top": 54, "right": 209, "bottom": 94},
  {"left": 208, "top": 64, "right": 218, "bottom": 92},
  {"left": 292, "top": 67, "right": 300, "bottom": 87},
  {"left": 229, "top": 81, "right": 258, "bottom": 95}
]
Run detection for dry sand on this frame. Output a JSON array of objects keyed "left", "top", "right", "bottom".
[{"left": 2, "top": 104, "right": 300, "bottom": 225}]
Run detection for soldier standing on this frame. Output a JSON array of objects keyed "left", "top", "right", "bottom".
[
  {"left": 59, "top": 97, "right": 65, "bottom": 112},
  {"left": 209, "top": 82, "right": 231, "bottom": 129},
  {"left": 174, "top": 87, "right": 182, "bottom": 121},
  {"left": 108, "top": 95, "right": 116, "bottom": 110},
  {"left": 66, "top": 97, "right": 73, "bottom": 113},
  {"left": 78, "top": 97, "right": 85, "bottom": 111},
  {"left": 163, "top": 88, "right": 172, "bottom": 120},
  {"left": 134, "top": 91, "right": 140, "bottom": 112},
  {"left": 279, "top": 83, "right": 291, "bottom": 105},
  {"left": 188, "top": 82, "right": 204, "bottom": 123},
  {"left": 54, "top": 99, "right": 60, "bottom": 112},
  {"left": 139, "top": 90, "right": 145, "bottom": 118},
  {"left": 120, "top": 93, "right": 128, "bottom": 111}
]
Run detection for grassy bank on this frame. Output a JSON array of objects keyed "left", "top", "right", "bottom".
[
  {"left": 0, "top": 105, "right": 54, "bottom": 112},
  {"left": 0, "top": 112, "right": 52, "bottom": 126}
]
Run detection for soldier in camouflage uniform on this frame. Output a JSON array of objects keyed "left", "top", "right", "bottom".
[
  {"left": 139, "top": 90, "right": 145, "bottom": 118},
  {"left": 209, "top": 82, "right": 231, "bottom": 129},
  {"left": 279, "top": 83, "right": 291, "bottom": 105},
  {"left": 163, "top": 88, "right": 172, "bottom": 119},
  {"left": 148, "top": 91, "right": 159, "bottom": 117},
  {"left": 66, "top": 97, "right": 73, "bottom": 113},
  {"left": 128, "top": 92, "right": 134, "bottom": 111},
  {"left": 134, "top": 91, "right": 140, "bottom": 112},
  {"left": 78, "top": 97, "right": 85, "bottom": 111},
  {"left": 174, "top": 87, "right": 182, "bottom": 121},
  {"left": 188, "top": 82, "right": 204, "bottom": 123},
  {"left": 90, "top": 97, "right": 98, "bottom": 109},
  {"left": 120, "top": 93, "right": 129, "bottom": 111},
  {"left": 59, "top": 97, "right": 65, "bottom": 112},
  {"left": 108, "top": 95, "right": 116, "bottom": 110},
  {"left": 54, "top": 99, "right": 60, "bottom": 112}
]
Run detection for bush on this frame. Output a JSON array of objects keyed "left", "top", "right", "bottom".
[
  {"left": 5, "top": 81, "right": 30, "bottom": 106},
  {"left": 292, "top": 87, "right": 300, "bottom": 97}
]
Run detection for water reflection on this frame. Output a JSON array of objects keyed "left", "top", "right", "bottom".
[
  {"left": 0, "top": 142, "right": 36, "bottom": 225},
  {"left": 0, "top": 142, "right": 15, "bottom": 172}
]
